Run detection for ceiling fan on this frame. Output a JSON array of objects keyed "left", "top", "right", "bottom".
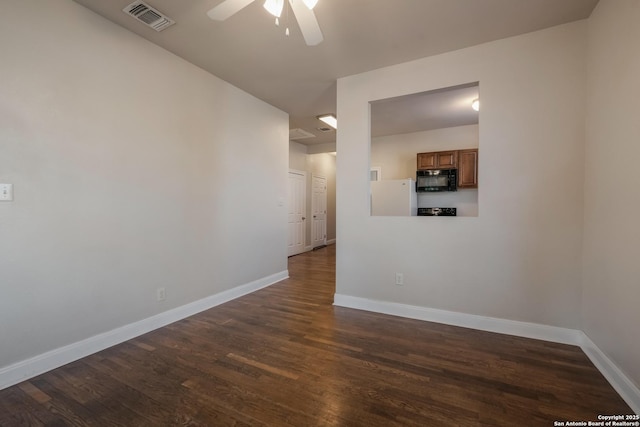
[{"left": 207, "top": 0, "right": 323, "bottom": 46}]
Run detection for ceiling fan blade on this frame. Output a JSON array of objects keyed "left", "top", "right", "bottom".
[
  {"left": 289, "top": 0, "right": 323, "bottom": 46},
  {"left": 207, "top": 0, "right": 256, "bottom": 21}
]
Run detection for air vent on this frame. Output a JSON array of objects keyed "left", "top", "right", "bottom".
[
  {"left": 123, "top": 1, "right": 175, "bottom": 32},
  {"left": 289, "top": 128, "right": 316, "bottom": 140}
]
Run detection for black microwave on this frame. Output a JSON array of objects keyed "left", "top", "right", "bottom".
[{"left": 416, "top": 169, "right": 457, "bottom": 192}]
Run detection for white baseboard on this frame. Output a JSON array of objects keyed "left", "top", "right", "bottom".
[
  {"left": 326, "top": 239, "right": 336, "bottom": 245},
  {"left": 333, "top": 294, "right": 640, "bottom": 414},
  {"left": 579, "top": 333, "right": 640, "bottom": 414},
  {"left": 0, "top": 270, "right": 289, "bottom": 391},
  {"left": 333, "top": 294, "right": 580, "bottom": 344}
]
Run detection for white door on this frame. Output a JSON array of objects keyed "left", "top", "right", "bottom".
[
  {"left": 288, "top": 170, "right": 306, "bottom": 256},
  {"left": 311, "top": 175, "right": 327, "bottom": 248}
]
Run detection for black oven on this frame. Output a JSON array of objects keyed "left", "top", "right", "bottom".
[{"left": 416, "top": 169, "right": 457, "bottom": 192}]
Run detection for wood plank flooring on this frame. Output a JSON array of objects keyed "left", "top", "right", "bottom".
[{"left": 0, "top": 245, "right": 632, "bottom": 425}]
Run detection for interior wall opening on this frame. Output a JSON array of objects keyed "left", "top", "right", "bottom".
[{"left": 369, "top": 82, "right": 480, "bottom": 217}]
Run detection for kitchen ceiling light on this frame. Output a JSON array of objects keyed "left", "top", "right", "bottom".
[
  {"left": 471, "top": 98, "right": 480, "bottom": 111},
  {"left": 317, "top": 114, "right": 337, "bottom": 129}
]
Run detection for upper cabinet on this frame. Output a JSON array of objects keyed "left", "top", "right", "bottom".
[
  {"left": 457, "top": 149, "right": 478, "bottom": 188},
  {"left": 417, "top": 150, "right": 458, "bottom": 170},
  {"left": 416, "top": 148, "right": 479, "bottom": 189}
]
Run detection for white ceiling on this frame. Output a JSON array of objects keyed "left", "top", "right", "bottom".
[
  {"left": 371, "top": 83, "right": 479, "bottom": 137},
  {"left": 72, "top": 0, "right": 598, "bottom": 145}
]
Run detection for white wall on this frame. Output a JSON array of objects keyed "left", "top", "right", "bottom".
[
  {"left": 289, "top": 140, "right": 309, "bottom": 172},
  {"left": 336, "top": 22, "right": 586, "bottom": 328},
  {"left": 371, "top": 124, "right": 479, "bottom": 216},
  {"left": 583, "top": 0, "right": 640, "bottom": 388},
  {"left": 0, "top": 1, "right": 288, "bottom": 370}
]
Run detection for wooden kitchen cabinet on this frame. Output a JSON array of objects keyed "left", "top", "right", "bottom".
[
  {"left": 417, "top": 152, "right": 436, "bottom": 169},
  {"left": 457, "top": 149, "right": 478, "bottom": 188},
  {"left": 417, "top": 150, "right": 458, "bottom": 170}
]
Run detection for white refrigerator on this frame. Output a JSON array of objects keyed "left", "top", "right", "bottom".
[{"left": 371, "top": 179, "right": 417, "bottom": 216}]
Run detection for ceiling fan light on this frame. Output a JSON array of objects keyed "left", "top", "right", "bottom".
[
  {"left": 302, "top": 0, "right": 319, "bottom": 9},
  {"left": 317, "top": 114, "right": 337, "bottom": 129},
  {"left": 264, "top": 0, "right": 284, "bottom": 17}
]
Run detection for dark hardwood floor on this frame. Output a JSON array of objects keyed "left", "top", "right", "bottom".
[{"left": 0, "top": 245, "right": 632, "bottom": 426}]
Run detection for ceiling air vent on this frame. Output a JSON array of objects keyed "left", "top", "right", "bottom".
[
  {"left": 123, "top": 1, "right": 175, "bottom": 32},
  {"left": 289, "top": 128, "right": 316, "bottom": 140}
]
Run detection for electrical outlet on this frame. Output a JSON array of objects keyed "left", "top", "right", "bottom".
[
  {"left": 156, "top": 287, "right": 166, "bottom": 301},
  {"left": 395, "top": 272, "right": 404, "bottom": 286}
]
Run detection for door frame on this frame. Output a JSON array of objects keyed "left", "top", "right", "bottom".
[{"left": 311, "top": 174, "right": 327, "bottom": 248}]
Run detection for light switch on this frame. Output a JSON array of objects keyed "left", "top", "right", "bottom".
[{"left": 0, "top": 184, "right": 13, "bottom": 201}]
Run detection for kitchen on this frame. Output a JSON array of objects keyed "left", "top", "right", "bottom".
[{"left": 370, "top": 83, "right": 479, "bottom": 217}]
